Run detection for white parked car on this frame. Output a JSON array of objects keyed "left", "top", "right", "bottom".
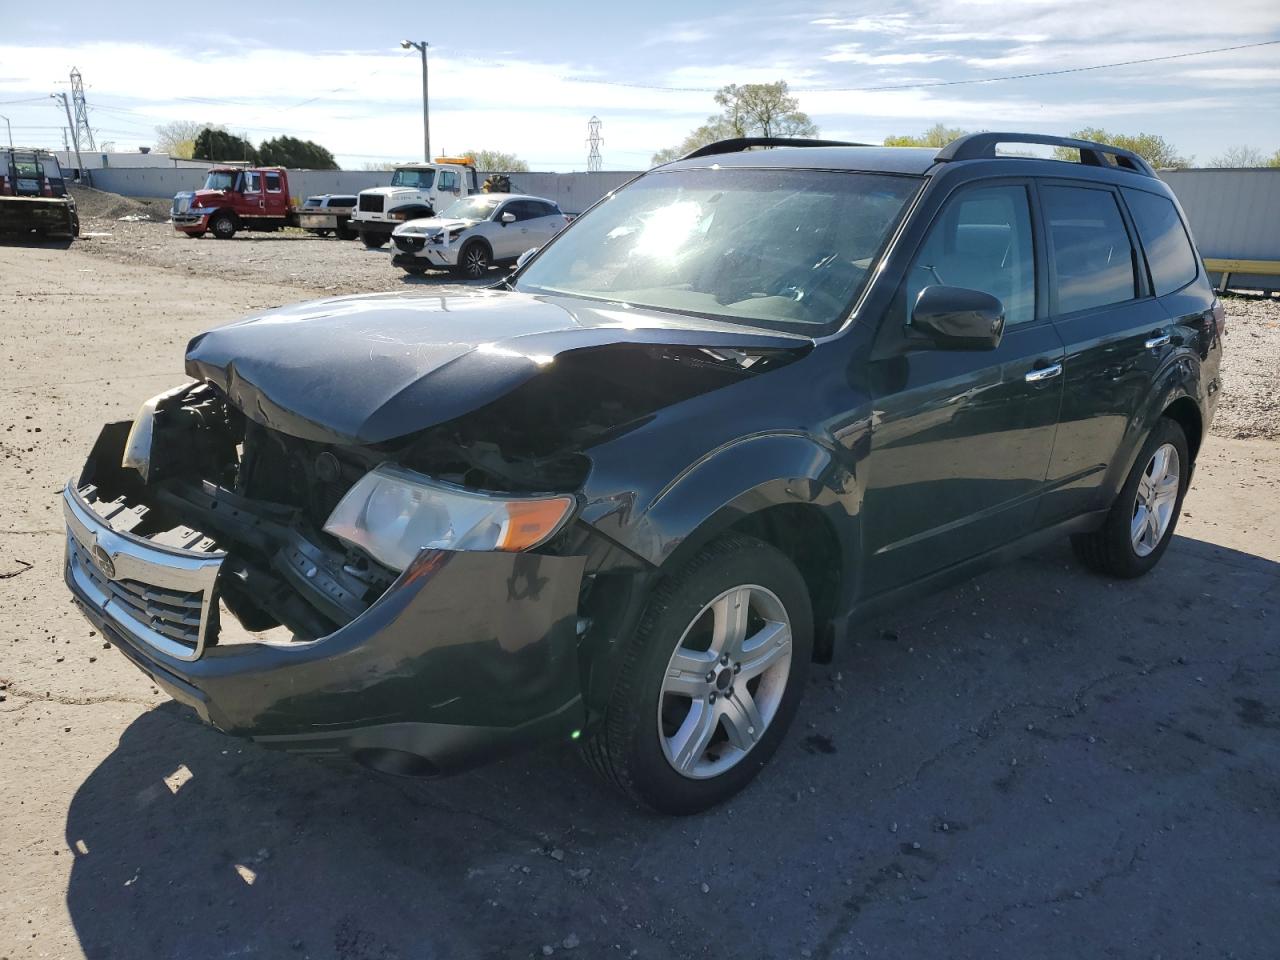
[{"left": 390, "top": 194, "right": 567, "bottom": 279}]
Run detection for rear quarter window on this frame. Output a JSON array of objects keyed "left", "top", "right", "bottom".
[{"left": 1122, "top": 189, "right": 1199, "bottom": 295}]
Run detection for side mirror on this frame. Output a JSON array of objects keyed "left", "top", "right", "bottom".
[
  {"left": 911, "top": 285, "right": 1005, "bottom": 350},
  {"left": 501, "top": 212, "right": 516, "bottom": 225},
  {"left": 516, "top": 248, "right": 538, "bottom": 269}
]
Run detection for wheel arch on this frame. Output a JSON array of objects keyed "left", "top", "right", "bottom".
[{"left": 1161, "top": 395, "right": 1203, "bottom": 463}]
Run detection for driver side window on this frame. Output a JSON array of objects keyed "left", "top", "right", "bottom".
[{"left": 907, "top": 184, "right": 1035, "bottom": 327}]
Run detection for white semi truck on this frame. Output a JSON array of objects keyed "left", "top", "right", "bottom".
[{"left": 351, "top": 157, "right": 484, "bottom": 248}]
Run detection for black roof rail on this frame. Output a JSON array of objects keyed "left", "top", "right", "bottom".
[
  {"left": 680, "top": 137, "right": 869, "bottom": 161},
  {"left": 935, "top": 132, "right": 1157, "bottom": 178}
]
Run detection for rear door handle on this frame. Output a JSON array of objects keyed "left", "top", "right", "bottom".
[
  {"left": 1025, "top": 363, "right": 1062, "bottom": 383},
  {"left": 1144, "top": 332, "right": 1172, "bottom": 349}
]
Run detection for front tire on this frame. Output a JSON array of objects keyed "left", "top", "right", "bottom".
[
  {"left": 582, "top": 534, "right": 812, "bottom": 814},
  {"left": 210, "top": 212, "right": 236, "bottom": 239},
  {"left": 361, "top": 233, "right": 387, "bottom": 249},
  {"left": 455, "top": 241, "right": 491, "bottom": 279},
  {"left": 1071, "top": 417, "right": 1190, "bottom": 578}
]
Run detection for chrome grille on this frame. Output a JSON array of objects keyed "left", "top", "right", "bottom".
[{"left": 63, "top": 484, "right": 224, "bottom": 662}]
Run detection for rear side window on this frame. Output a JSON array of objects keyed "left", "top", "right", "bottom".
[
  {"left": 265, "top": 172, "right": 282, "bottom": 193},
  {"left": 907, "top": 184, "right": 1036, "bottom": 326},
  {"left": 1122, "top": 189, "right": 1198, "bottom": 295},
  {"left": 1043, "top": 185, "right": 1137, "bottom": 315}
]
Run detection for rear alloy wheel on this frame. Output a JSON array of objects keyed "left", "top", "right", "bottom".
[
  {"left": 582, "top": 533, "right": 812, "bottom": 814},
  {"left": 457, "top": 241, "right": 491, "bottom": 279},
  {"left": 210, "top": 212, "right": 236, "bottom": 239},
  {"left": 1072, "top": 417, "right": 1190, "bottom": 578}
]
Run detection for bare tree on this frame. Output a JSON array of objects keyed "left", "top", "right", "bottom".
[
  {"left": 1208, "top": 145, "right": 1268, "bottom": 168},
  {"left": 153, "top": 120, "right": 215, "bottom": 159},
  {"left": 461, "top": 149, "right": 530, "bottom": 172}
]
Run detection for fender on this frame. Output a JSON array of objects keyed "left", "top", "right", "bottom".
[
  {"left": 627, "top": 430, "right": 859, "bottom": 574},
  {"left": 1103, "top": 348, "right": 1203, "bottom": 499},
  {"left": 577, "top": 431, "right": 860, "bottom": 717}
]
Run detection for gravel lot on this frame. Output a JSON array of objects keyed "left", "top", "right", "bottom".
[
  {"left": 1, "top": 225, "right": 1278, "bottom": 959},
  {"left": 69, "top": 186, "right": 488, "bottom": 296}
]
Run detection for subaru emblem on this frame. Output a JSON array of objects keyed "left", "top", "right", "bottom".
[{"left": 90, "top": 543, "right": 116, "bottom": 580}]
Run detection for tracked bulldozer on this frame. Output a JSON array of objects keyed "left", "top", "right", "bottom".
[{"left": 0, "top": 149, "right": 80, "bottom": 242}]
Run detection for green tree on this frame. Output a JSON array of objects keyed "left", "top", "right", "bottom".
[
  {"left": 652, "top": 81, "right": 817, "bottom": 165},
  {"left": 1054, "top": 128, "right": 1188, "bottom": 169},
  {"left": 193, "top": 127, "right": 259, "bottom": 164},
  {"left": 462, "top": 149, "right": 529, "bottom": 172},
  {"left": 1271, "top": 148, "right": 1280, "bottom": 168},
  {"left": 258, "top": 135, "right": 339, "bottom": 169},
  {"left": 153, "top": 120, "right": 209, "bottom": 159},
  {"left": 883, "top": 123, "right": 968, "bottom": 148}
]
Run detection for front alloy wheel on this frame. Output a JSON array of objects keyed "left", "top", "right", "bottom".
[
  {"left": 658, "top": 585, "right": 792, "bottom": 778},
  {"left": 458, "top": 242, "right": 491, "bottom": 279},
  {"left": 582, "top": 533, "right": 812, "bottom": 814}
]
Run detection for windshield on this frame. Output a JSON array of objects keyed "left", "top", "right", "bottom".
[
  {"left": 515, "top": 167, "right": 919, "bottom": 331},
  {"left": 442, "top": 195, "right": 503, "bottom": 220},
  {"left": 203, "top": 171, "right": 237, "bottom": 191},
  {"left": 390, "top": 169, "right": 435, "bottom": 188}
]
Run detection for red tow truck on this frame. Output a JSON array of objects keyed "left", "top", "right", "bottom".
[{"left": 171, "top": 166, "right": 355, "bottom": 239}]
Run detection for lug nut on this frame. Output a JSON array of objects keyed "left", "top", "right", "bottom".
[
  {"left": 733, "top": 663, "right": 742, "bottom": 674},
  {"left": 727, "top": 686, "right": 735, "bottom": 698},
  {"left": 721, "top": 654, "right": 730, "bottom": 666},
  {"left": 708, "top": 692, "right": 718, "bottom": 704},
  {"left": 705, "top": 670, "right": 716, "bottom": 682}
]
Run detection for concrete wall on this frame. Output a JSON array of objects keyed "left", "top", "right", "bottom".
[
  {"left": 87, "top": 167, "right": 642, "bottom": 214},
  {"left": 1161, "top": 168, "right": 1280, "bottom": 291}
]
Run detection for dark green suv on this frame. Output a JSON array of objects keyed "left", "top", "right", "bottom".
[{"left": 63, "top": 132, "right": 1222, "bottom": 814}]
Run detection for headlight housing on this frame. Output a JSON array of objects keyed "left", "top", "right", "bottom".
[
  {"left": 323, "top": 464, "right": 575, "bottom": 571},
  {"left": 121, "top": 383, "right": 194, "bottom": 482}
]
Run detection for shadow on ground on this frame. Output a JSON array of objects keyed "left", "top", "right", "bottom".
[{"left": 64, "top": 536, "right": 1280, "bottom": 959}]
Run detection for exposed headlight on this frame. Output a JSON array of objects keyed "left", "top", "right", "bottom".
[{"left": 323, "top": 464, "right": 575, "bottom": 571}]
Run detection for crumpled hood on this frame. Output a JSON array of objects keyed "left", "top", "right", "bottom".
[
  {"left": 393, "top": 216, "right": 474, "bottom": 236},
  {"left": 185, "top": 290, "right": 811, "bottom": 445}
]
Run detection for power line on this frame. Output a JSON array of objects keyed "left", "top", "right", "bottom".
[{"left": 564, "top": 38, "right": 1280, "bottom": 94}]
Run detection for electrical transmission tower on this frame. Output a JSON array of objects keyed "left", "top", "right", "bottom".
[
  {"left": 69, "top": 67, "right": 97, "bottom": 152},
  {"left": 586, "top": 116, "right": 603, "bottom": 172}
]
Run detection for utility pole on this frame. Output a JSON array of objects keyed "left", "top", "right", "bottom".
[
  {"left": 400, "top": 40, "right": 430, "bottom": 161},
  {"left": 0, "top": 114, "right": 12, "bottom": 151},
  {"left": 53, "top": 92, "right": 86, "bottom": 181}
]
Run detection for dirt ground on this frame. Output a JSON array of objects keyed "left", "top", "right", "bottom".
[{"left": 1, "top": 236, "right": 1278, "bottom": 960}]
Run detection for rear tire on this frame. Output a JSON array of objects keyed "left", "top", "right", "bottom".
[
  {"left": 1071, "top": 417, "right": 1190, "bottom": 578},
  {"left": 210, "top": 212, "right": 236, "bottom": 239},
  {"left": 582, "top": 534, "right": 812, "bottom": 814},
  {"left": 361, "top": 233, "right": 387, "bottom": 249},
  {"left": 184, "top": 231, "right": 206, "bottom": 239}
]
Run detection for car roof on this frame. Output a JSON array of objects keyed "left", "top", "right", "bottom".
[
  {"left": 461, "top": 194, "right": 556, "bottom": 205},
  {"left": 661, "top": 145, "right": 938, "bottom": 176}
]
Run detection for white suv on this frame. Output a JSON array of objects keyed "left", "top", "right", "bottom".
[{"left": 391, "top": 194, "right": 567, "bottom": 279}]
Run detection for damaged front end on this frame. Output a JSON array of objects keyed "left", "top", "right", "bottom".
[
  {"left": 63, "top": 382, "right": 592, "bottom": 773},
  {"left": 63, "top": 295, "right": 811, "bottom": 774}
]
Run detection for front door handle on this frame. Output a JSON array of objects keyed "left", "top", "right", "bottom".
[
  {"left": 1025, "top": 363, "right": 1063, "bottom": 383},
  {"left": 1144, "top": 332, "right": 1172, "bottom": 349}
]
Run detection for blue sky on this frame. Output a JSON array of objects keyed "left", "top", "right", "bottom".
[{"left": 2, "top": 0, "right": 1277, "bottom": 169}]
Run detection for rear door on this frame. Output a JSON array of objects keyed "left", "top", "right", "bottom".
[
  {"left": 525, "top": 200, "right": 565, "bottom": 246},
  {"left": 862, "top": 180, "right": 1065, "bottom": 595},
  {"left": 240, "top": 170, "right": 264, "bottom": 218},
  {"left": 1036, "top": 181, "right": 1172, "bottom": 523},
  {"left": 262, "top": 170, "right": 288, "bottom": 218}
]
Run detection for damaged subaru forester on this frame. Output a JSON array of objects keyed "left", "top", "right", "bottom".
[{"left": 64, "top": 134, "right": 1222, "bottom": 814}]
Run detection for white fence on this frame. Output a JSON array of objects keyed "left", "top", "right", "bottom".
[{"left": 87, "top": 167, "right": 641, "bottom": 215}]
